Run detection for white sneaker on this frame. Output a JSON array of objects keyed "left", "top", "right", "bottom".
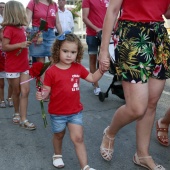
[{"left": 94, "top": 87, "right": 101, "bottom": 96}]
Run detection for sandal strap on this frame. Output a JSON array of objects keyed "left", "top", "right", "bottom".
[
  {"left": 13, "top": 113, "right": 20, "bottom": 117},
  {"left": 82, "top": 165, "right": 89, "bottom": 170},
  {"left": 104, "top": 126, "right": 115, "bottom": 140},
  {"left": 157, "top": 127, "right": 168, "bottom": 132},
  {"left": 53, "top": 154, "right": 62, "bottom": 159}
]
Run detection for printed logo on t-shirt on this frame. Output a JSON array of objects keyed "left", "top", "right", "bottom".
[
  {"left": 104, "top": 0, "right": 109, "bottom": 7},
  {"left": 71, "top": 74, "right": 80, "bottom": 91},
  {"left": 50, "top": 9, "right": 56, "bottom": 17}
]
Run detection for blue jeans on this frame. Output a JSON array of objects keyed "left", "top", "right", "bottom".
[{"left": 50, "top": 112, "right": 83, "bottom": 133}]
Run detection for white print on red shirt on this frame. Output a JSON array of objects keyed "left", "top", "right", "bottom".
[
  {"left": 71, "top": 74, "right": 80, "bottom": 91},
  {"left": 50, "top": 9, "right": 56, "bottom": 17}
]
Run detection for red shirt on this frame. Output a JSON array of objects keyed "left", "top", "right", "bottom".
[
  {"left": 27, "top": 0, "right": 58, "bottom": 28},
  {"left": 82, "top": 0, "right": 109, "bottom": 36},
  {"left": 120, "top": 0, "right": 170, "bottom": 22},
  {"left": 3, "top": 26, "right": 29, "bottom": 72},
  {"left": 0, "top": 49, "right": 5, "bottom": 72},
  {"left": 44, "top": 63, "right": 89, "bottom": 115}
]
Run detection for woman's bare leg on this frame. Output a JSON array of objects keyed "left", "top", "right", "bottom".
[
  {"left": 101, "top": 81, "right": 149, "bottom": 157},
  {"left": 136, "top": 78, "right": 166, "bottom": 169}
]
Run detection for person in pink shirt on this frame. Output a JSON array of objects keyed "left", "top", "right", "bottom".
[
  {"left": 26, "top": 0, "right": 62, "bottom": 63},
  {"left": 1, "top": 1, "right": 36, "bottom": 130},
  {"left": 36, "top": 32, "right": 109, "bottom": 170},
  {"left": 99, "top": 0, "right": 170, "bottom": 169},
  {"left": 82, "top": 0, "right": 109, "bottom": 96}
]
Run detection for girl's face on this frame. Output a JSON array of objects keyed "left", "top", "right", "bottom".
[{"left": 59, "top": 41, "right": 78, "bottom": 66}]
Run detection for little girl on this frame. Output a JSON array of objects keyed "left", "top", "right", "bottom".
[
  {"left": 1, "top": 1, "right": 36, "bottom": 130},
  {"left": 36, "top": 32, "right": 109, "bottom": 170}
]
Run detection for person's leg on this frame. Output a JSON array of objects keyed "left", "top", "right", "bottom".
[
  {"left": 86, "top": 35, "right": 101, "bottom": 95},
  {"left": 53, "top": 130, "right": 65, "bottom": 155},
  {"left": 0, "top": 78, "right": 5, "bottom": 101},
  {"left": 19, "top": 72, "right": 30, "bottom": 122},
  {"left": 68, "top": 123, "right": 89, "bottom": 169},
  {"left": 7, "top": 78, "right": 13, "bottom": 107},
  {"left": 100, "top": 81, "right": 149, "bottom": 160},
  {"left": 36, "top": 57, "right": 45, "bottom": 63},
  {"left": 135, "top": 78, "right": 166, "bottom": 169},
  {"left": 8, "top": 77, "right": 20, "bottom": 123}
]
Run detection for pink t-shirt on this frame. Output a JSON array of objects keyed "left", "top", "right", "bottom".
[
  {"left": 120, "top": 0, "right": 170, "bottom": 22},
  {"left": 3, "top": 26, "right": 29, "bottom": 72},
  {"left": 44, "top": 63, "right": 89, "bottom": 115},
  {"left": 27, "top": 0, "right": 58, "bottom": 28},
  {"left": 82, "top": 0, "right": 109, "bottom": 36}
]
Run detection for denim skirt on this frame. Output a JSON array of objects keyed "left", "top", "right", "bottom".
[{"left": 28, "top": 27, "right": 56, "bottom": 57}]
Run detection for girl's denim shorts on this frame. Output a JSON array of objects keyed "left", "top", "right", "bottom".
[
  {"left": 28, "top": 27, "right": 56, "bottom": 57},
  {"left": 50, "top": 112, "right": 83, "bottom": 133}
]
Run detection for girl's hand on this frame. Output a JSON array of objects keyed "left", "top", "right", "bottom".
[
  {"left": 36, "top": 91, "right": 43, "bottom": 101},
  {"left": 36, "top": 88, "right": 49, "bottom": 101},
  {"left": 20, "top": 41, "right": 31, "bottom": 48}
]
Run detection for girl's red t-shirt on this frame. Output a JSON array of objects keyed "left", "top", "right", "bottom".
[
  {"left": 44, "top": 63, "right": 89, "bottom": 115},
  {"left": 120, "top": 0, "right": 170, "bottom": 22},
  {"left": 3, "top": 26, "right": 29, "bottom": 72}
]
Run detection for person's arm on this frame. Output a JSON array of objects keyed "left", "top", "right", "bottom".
[
  {"left": 2, "top": 37, "right": 31, "bottom": 52},
  {"left": 99, "top": 0, "right": 123, "bottom": 73},
  {"left": 26, "top": 8, "right": 33, "bottom": 28},
  {"left": 70, "top": 12, "right": 74, "bottom": 32},
  {"left": 164, "top": 5, "right": 170, "bottom": 19},
  {"left": 56, "top": 12, "right": 62, "bottom": 34},
  {"left": 85, "top": 59, "right": 110, "bottom": 83},
  {"left": 82, "top": 8, "right": 101, "bottom": 33}
]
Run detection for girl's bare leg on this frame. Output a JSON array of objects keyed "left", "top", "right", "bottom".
[
  {"left": 19, "top": 73, "right": 30, "bottom": 121},
  {"left": 136, "top": 78, "right": 166, "bottom": 169},
  {"left": 0, "top": 78, "right": 4, "bottom": 101},
  {"left": 68, "top": 123, "right": 89, "bottom": 169}
]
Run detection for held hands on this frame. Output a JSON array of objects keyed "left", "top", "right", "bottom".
[
  {"left": 98, "top": 50, "right": 110, "bottom": 74},
  {"left": 36, "top": 88, "right": 49, "bottom": 101}
]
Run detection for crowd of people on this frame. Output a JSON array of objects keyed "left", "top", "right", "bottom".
[{"left": 0, "top": 0, "right": 170, "bottom": 170}]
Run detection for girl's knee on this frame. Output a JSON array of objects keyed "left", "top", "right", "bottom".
[
  {"left": 128, "top": 106, "right": 147, "bottom": 119},
  {"left": 71, "top": 135, "right": 84, "bottom": 144},
  {"left": 54, "top": 132, "right": 65, "bottom": 140}
]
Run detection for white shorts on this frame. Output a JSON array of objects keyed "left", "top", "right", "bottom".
[
  {"left": 0, "top": 71, "right": 6, "bottom": 78},
  {"left": 6, "top": 70, "right": 29, "bottom": 78}
]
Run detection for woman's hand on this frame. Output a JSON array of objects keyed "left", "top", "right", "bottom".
[{"left": 98, "top": 49, "right": 110, "bottom": 74}]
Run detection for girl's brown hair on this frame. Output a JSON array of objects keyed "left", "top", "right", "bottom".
[
  {"left": 51, "top": 34, "right": 84, "bottom": 63},
  {"left": 1, "top": 1, "right": 28, "bottom": 27}
]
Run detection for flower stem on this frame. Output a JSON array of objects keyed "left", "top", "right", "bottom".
[{"left": 40, "top": 100, "right": 48, "bottom": 128}]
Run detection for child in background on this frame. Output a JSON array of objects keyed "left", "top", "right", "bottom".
[
  {"left": 0, "top": 1, "right": 13, "bottom": 108},
  {"left": 36, "top": 32, "right": 109, "bottom": 170},
  {"left": 1, "top": 1, "right": 36, "bottom": 130}
]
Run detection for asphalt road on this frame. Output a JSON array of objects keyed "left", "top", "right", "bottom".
[{"left": 0, "top": 48, "right": 170, "bottom": 170}]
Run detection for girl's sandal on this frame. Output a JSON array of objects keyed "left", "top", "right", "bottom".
[
  {"left": 52, "top": 154, "right": 65, "bottom": 168},
  {"left": 12, "top": 113, "right": 20, "bottom": 124},
  {"left": 20, "top": 119, "right": 36, "bottom": 130},
  {"left": 133, "top": 153, "right": 166, "bottom": 170},
  {"left": 81, "top": 165, "right": 96, "bottom": 170},
  {"left": 100, "top": 126, "right": 115, "bottom": 161},
  {"left": 6, "top": 98, "right": 13, "bottom": 107}
]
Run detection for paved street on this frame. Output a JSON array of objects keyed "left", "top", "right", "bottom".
[{"left": 0, "top": 47, "right": 170, "bottom": 170}]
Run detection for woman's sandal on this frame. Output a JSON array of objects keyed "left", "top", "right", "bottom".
[
  {"left": 81, "top": 165, "right": 96, "bottom": 170},
  {"left": 156, "top": 120, "right": 169, "bottom": 147},
  {"left": 100, "top": 126, "right": 115, "bottom": 161},
  {"left": 52, "top": 154, "right": 65, "bottom": 168},
  {"left": 133, "top": 153, "right": 165, "bottom": 170},
  {"left": 20, "top": 119, "right": 36, "bottom": 130},
  {"left": 12, "top": 113, "right": 20, "bottom": 124}
]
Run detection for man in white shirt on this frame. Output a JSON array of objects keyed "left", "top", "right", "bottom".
[{"left": 57, "top": 0, "right": 74, "bottom": 33}]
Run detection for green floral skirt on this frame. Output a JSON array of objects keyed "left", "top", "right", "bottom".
[{"left": 114, "top": 21, "right": 170, "bottom": 83}]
